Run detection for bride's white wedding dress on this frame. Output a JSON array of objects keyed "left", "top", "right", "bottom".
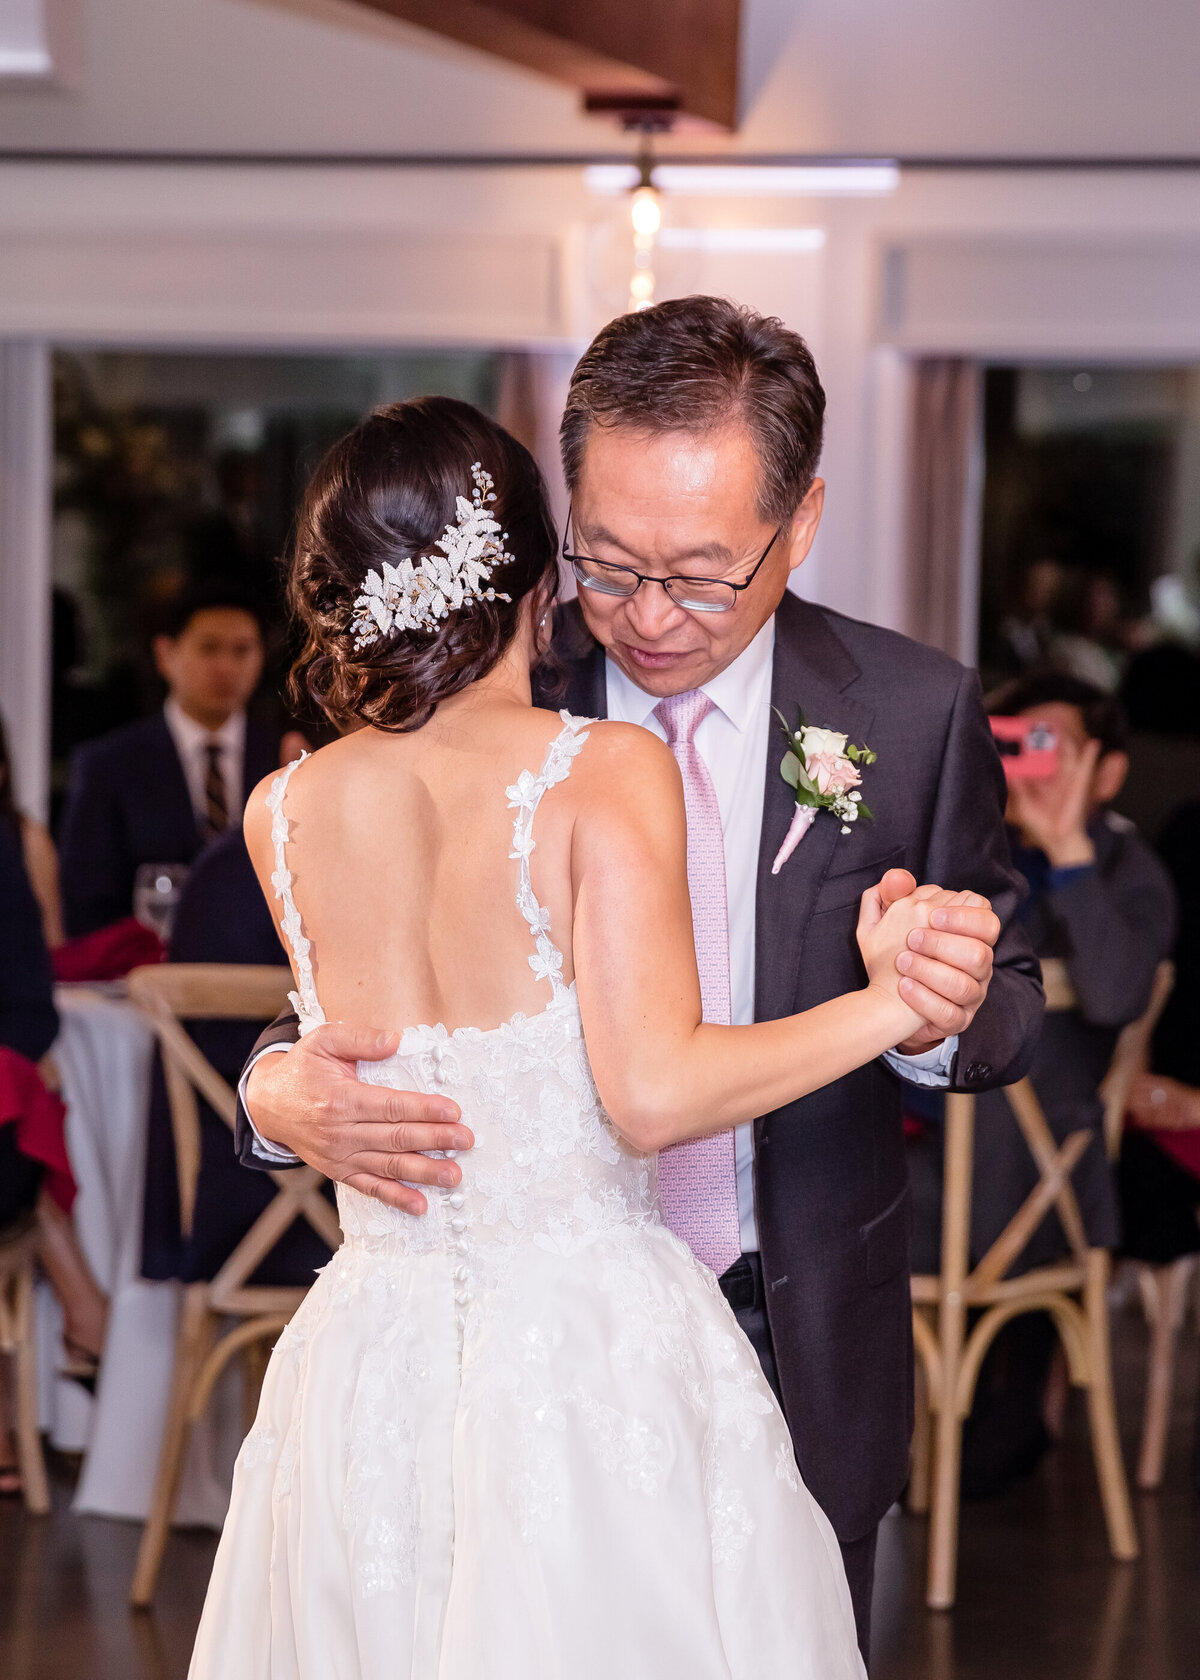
[{"left": 190, "top": 713, "right": 866, "bottom": 1679}]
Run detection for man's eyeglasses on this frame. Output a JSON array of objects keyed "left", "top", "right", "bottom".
[{"left": 562, "top": 511, "right": 783, "bottom": 615}]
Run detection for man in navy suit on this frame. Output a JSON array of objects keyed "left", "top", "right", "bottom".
[{"left": 59, "top": 587, "right": 277, "bottom": 937}]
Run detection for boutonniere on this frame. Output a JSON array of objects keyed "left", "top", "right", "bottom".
[{"left": 771, "top": 708, "right": 877, "bottom": 875}]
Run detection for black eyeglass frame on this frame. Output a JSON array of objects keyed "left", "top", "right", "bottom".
[{"left": 561, "top": 509, "right": 784, "bottom": 615}]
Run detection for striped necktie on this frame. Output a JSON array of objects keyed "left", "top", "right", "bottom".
[{"left": 203, "top": 741, "right": 229, "bottom": 840}]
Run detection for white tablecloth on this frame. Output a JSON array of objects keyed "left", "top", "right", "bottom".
[{"left": 36, "top": 984, "right": 242, "bottom": 1527}]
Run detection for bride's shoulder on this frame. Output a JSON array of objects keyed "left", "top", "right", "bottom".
[
  {"left": 242, "top": 736, "right": 346, "bottom": 854},
  {"left": 577, "top": 718, "right": 676, "bottom": 772},
  {"left": 570, "top": 719, "right": 682, "bottom": 815}
]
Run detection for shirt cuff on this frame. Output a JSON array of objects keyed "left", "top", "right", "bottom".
[
  {"left": 239, "top": 1042, "right": 301, "bottom": 1163},
  {"left": 882, "top": 1034, "right": 959, "bottom": 1089}
]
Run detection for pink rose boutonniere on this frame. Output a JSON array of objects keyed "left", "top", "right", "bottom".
[{"left": 771, "top": 708, "right": 878, "bottom": 875}]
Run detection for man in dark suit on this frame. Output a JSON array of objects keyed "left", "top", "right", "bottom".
[
  {"left": 59, "top": 587, "right": 276, "bottom": 937},
  {"left": 231, "top": 299, "right": 1043, "bottom": 1662}
]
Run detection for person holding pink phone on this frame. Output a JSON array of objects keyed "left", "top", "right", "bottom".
[{"left": 909, "top": 670, "right": 1176, "bottom": 1495}]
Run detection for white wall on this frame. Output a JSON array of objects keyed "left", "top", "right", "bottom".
[{"left": 2, "top": 0, "right": 1200, "bottom": 157}]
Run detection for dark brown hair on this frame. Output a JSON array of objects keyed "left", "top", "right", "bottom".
[
  {"left": 560, "top": 296, "right": 826, "bottom": 523},
  {"left": 988, "top": 671, "right": 1130, "bottom": 758},
  {"left": 288, "top": 397, "right": 559, "bottom": 733}
]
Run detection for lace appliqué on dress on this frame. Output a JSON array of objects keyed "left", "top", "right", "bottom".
[
  {"left": 506, "top": 711, "right": 591, "bottom": 1002},
  {"left": 265, "top": 755, "right": 326, "bottom": 1033}
]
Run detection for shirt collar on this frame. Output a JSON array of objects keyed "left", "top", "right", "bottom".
[
  {"left": 605, "top": 616, "right": 776, "bottom": 733},
  {"left": 164, "top": 696, "right": 246, "bottom": 756}
]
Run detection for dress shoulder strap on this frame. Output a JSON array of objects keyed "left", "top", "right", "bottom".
[
  {"left": 506, "top": 711, "right": 594, "bottom": 1002},
  {"left": 264, "top": 755, "right": 326, "bottom": 1032}
]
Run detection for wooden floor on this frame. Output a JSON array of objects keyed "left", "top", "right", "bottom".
[{"left": 2, "top": 1303, "right": 1197, "bottom": 1679}]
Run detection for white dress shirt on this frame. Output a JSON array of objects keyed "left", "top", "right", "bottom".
[
  {"left": 246, "top": 623, "right": 956, "bottom": 1177},
  {"left": 606, "top": 622, "right": 955, "bottom": 1254},
  {"left": 163, "top": 697, "right": 247, "bottom": 830}
]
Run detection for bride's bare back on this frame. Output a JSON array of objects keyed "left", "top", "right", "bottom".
[{"left": 246, "top": 696, "right": 584, "bottom": 1040}]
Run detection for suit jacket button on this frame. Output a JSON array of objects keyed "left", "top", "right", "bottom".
[{"left": 965, "top": 1060, "right": 992, "bottom": 1084}]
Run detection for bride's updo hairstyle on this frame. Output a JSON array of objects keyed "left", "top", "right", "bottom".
[{"left": 288, "top": 396, "right": 559, "bottom": 733}]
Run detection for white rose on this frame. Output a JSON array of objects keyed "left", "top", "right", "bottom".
[{"left": 799, "top": 725, "right": 849, "bottom": 759}]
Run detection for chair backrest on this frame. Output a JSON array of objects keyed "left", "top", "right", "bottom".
[
  {"left": 1035, "top": 958, "right": 1176, "bottom": 1159},
  {"left": 919, "top": 957, "right": 1178, "bottom": 1294},
  {"left": 1100, "top": 960, "right": 1175, "bottom": 1159},
  {"left": 128, "top": 964, "right": 294, "bottom": 1231},
  {"left": 127, "top": 964, "right": 341, "bottom": 1311}
]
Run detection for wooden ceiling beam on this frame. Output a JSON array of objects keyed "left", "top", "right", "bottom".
[{"left": 354, "top": 0, "right": 741, "bottom": 131}]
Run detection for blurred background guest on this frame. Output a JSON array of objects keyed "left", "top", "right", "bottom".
[
  {"left": 57, "top": 586, "right": 276, "bottom": 938},
  {"left": 907, "top": 673, "right": 1177, "bottom": 1494},
  {"left": 994, "top": 557, "right": 1065, "bottom": 677},
  {"left": 0, "top": 710, "right": 64, "bottom": 950},
  {"left": 1047, "top": 569, "right": 1131, "bottom": 693},
  {"left": 1114, "top": 640, "right": 1200, "bottom": 843},
  {"left": 0, "top": 815, "right": 108, "bottom": 1496}
]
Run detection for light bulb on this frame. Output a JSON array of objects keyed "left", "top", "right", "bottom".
[
  {"left": 629, "top": 269, "right": 655, "bottom": 303},
  {"left": 630, "top": 186, "right": 661, "bottom": 238}
]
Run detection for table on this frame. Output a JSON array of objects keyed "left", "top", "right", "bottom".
[{"left": 36, "top": 985, "right": 243, "bottom": 1527}]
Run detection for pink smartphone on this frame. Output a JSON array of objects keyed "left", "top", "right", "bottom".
[{"left": 989, "top": 716, "right": 1059, "bottom": 780}]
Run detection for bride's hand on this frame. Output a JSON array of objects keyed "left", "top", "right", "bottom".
[{"left": 856, "top": 872, "right": 985, "bottom": 1040}]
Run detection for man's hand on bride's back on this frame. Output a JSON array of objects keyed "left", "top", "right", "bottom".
[
  {"left": 246, "top": 1024, "right": 473, "bottom": 1215},
  {"left": 857, "top": 868, "right": 1000, "bottom": 1052}
]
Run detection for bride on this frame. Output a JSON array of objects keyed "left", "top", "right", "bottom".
[{"left": 190, "top": 396, "right": 978, "bottom": 1679}]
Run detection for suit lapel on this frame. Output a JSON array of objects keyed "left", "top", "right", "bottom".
[{"left": 754, "top": 593, "right": 876, "bottom": 1022}]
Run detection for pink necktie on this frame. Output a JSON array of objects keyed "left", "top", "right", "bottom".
[{"left": 652, "top": 690, "right": 742, "bottom": 1277}]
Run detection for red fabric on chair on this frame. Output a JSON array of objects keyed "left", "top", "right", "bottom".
[
  {"left": 0, "top": 1045, "right": 76, "bottom": 1213},
  {"left": 51, "top": 917, "right": 165, "bottom": 983},
  {"left": 1144, "top": 1126, "right": 1200, "bottom": 1185}
]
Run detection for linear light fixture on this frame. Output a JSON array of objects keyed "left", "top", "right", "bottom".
[
  {"left": 0, "top": 47, "right": 52, "bottom": 73},
  {"left": 657, "top": 226, "right": 827, "bottom": 252},
  {"left": 586, "top": 163, "right": 899, "bottom": 197}
]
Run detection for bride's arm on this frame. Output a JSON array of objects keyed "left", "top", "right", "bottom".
[{"left": 569, "top": 724, "right": 969, "bottom": 1153}]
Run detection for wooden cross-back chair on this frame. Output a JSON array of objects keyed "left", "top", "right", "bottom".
[
  {"left": 1091, "top": 960, "right": 1188, "bottom": 1493},
  {"left": 0, "top": 1213, "right": 50, "bottom": 1514},
  {"left": 907, "top": 957, "right": 1162, "bottom": 1609},
  {"left": 127, "top": 963, "right": 341, "bottom": 1609}
]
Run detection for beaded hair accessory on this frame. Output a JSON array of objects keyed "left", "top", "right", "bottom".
[{"left": 350, "top": 461, "right": 514, "bottom": 650}]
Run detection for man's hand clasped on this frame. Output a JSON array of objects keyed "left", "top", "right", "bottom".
[
  {"left": 246, "top": 1023, "right": 470, "bottom": 1214},
  {"left": 249, "top": 866, "right": 998, "bottom": 1209}
]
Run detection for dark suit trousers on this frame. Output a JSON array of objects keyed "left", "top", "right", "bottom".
[{"left": 720, "top": 1252, "right": 878, "bottom": 1667}]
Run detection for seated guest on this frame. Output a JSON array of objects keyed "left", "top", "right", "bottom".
[
  {"left": 1120, "top": 797, "right": 1200, "bottom": 1264},
  {"left": 908, "top": 673, "right": 1177, "bottom": 1492},
  {"left": 0, "top": 820, "right": 108, "bottom": 1495},
  {"left": 140, "top": 820, "right": 333, "bottom": 1291},
  {"left": 0, "top": 709, "right": 63, "bottom": 949},
  {"left": 58, "top": 586, "right": 277, "bottom": 937}
]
